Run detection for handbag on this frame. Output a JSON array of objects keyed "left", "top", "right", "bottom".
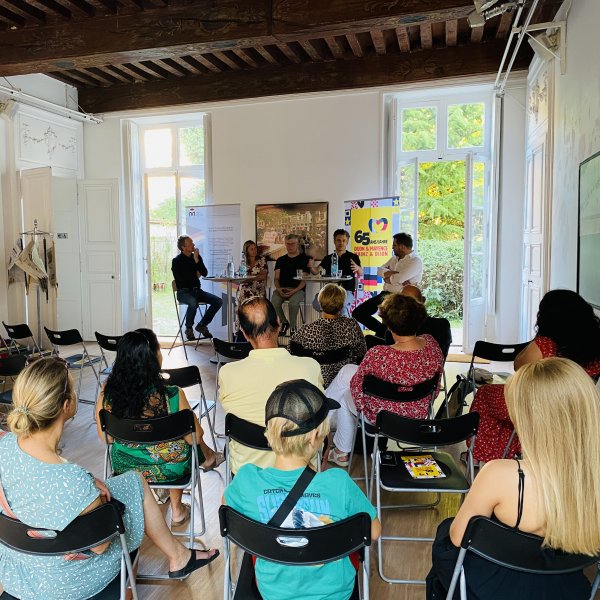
[{"left": 233, "top": 466, "right": 316, "bottom": 599}]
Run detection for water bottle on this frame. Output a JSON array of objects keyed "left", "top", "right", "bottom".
[
  {"left": 239, "top": 251, "right": 247, "bottom": 277},
  {"left": 226, "top": 255, "right": 235, "bottom": 277},
  {"left": 331, "top": 252, "right": 338, "bottom": 277}
]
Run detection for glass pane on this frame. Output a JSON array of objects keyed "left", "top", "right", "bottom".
[
  {"left": 399, "top": 210, "right": 414, "bottom": 232},
  {"left": 147, "top": 175, "right": 177, "bottom": 336},
  {"left": 181, "top": 177, "right": 205, "bottom": 209},
  {"left": 179, "top": 126, "right": 204, "bottom": 166},
  {"left": 143, "top": 128, "right": 172, "bottom": 168},
  {"left": 471, "top": 208, "right": 484, "bottom": 253},
  {"left": 471, "top": 253, "right": 483, "bottom": 299},
  {"left": 447, "top": 103, "right": 485, "bottom": 149},
  {"left": 472, "top": 161, "right": 485, "bottom": 208},
  {"left": 397, "top": 164, "right": 416, "bottom": 209},
  {"left": 401, "top": 107, "right": 437, "bottom": 152}
]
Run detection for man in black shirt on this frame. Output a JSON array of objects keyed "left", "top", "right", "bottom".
[
  {"left": 171, "top": 235, "right": 223, "bottom": 340},
  {"left": 313, "top": 229, "right": 362, "bottom": 315},
  {"left": 272, "top": 234, "right": 311, "bottom": 336}
]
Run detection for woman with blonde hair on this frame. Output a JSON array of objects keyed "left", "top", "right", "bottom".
[
  {"left": 0, "top": 357, "right": 218, "bottom": 600},
  {"left": 427, "top": 357, "right": 600, "bottom": 599}
]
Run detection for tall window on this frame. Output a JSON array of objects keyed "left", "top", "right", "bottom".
[
  {"left": 388, "top": 89, "right": 492, "bottom": 349},
  {"left": 139, "top": 120, "right": 208, "bottom": 335}
]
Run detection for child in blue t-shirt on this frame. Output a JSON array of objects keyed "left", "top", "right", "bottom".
[{"left": 224, "top": 379, "right": 381, "bottom": 600}]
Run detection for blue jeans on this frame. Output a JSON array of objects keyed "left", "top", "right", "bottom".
[{"left": 176, "top": 288, "right": 223, "bottom": 328}]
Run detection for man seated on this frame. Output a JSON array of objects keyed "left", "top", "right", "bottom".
[{"left": 218, "top": 297, "right": 323, "bottom": 474}]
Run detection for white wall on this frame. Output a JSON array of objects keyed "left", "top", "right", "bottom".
[{"left": 551, "top": 0, "right": 600, "bottom": 288}]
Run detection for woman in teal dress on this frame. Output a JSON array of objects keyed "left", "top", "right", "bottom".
[
  {"left": 0, "top": 357, "right": 218, "bottom": 600},
  {"left": 96, "top": 329, "right": 222, "bottom": 528}
]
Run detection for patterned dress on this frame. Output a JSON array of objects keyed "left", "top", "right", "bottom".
[
  {"left": 350, "top": 335, "right": 444, "bottom": 422},
  {"left": 469, "top": 336, "right": 600, "bottom": 462},
  {"left": 235, "top": 256, "right": 268, "bottom": 328},
  {"left": 103, "top": 385, "right": 193, "bottom": 483},
  {"left": 288, "top": 316, "right": 367, "bottom": 387}
]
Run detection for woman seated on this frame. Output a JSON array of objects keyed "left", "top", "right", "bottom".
[
  {"left": 224, "top": 379, "right": 381, "bottom": 600},
  {"left": 427, "top": 357, "right": 600, "bottom": 599},
  {"left": 469, "top": 289, "right": 600, "bottom": 463},
  {"left": 289, "top": 283, "right": 367, "bottom": 387},
  {"left": 96, "top": 328, "right": 222, "bottom": 528},
  {"left": 0, "top": 358, "right": 218, "bottom": 600},
  {"left": 326, "top": 293, "right": 444, "bottom": 467}
]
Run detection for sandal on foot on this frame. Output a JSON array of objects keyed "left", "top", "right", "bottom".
[
  {"left": 200, "top": 451, "right": 225, "bottom": 472},
  {"left": 171, "top": 503, "right": 191, "bottom": 528},
  {"left": 168, "top": 549, "right": 220, "bottom": 579},
  {"left": 328, "top": 446, "right": 350, "bottom": 468}
]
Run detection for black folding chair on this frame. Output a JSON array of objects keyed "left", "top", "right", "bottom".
[
  {"left": 169, "top": 281, "right": 208, "bottom": 360},
  {"left": 161, "top": 365, "right": 218, "bottom": 450},
  {"left": 224, "top": 413, "right": 272, "bottom": 485},
  {"left": 94, "top": 332, "right": 121, "bottom": 401},
  {"left": 347, "top": 372, "right": 441, "bottom": 493},
  {"left": 2, "top": 321, "right": 47, "bottom": 357},
  {"left": 219, "top": 506, "right": 372, "bottom": 600},
  {"left": 99, "top": 408, "right": 205, "bottom": 562},
  {"left": 44, "top": 327, "right": 100, "bottom": 405},
  {"left": 0, "top": 354, "right": 27, "bottom": 404},
  {"left": 371, "top": 411, "right": 479, "bottom": 585},
  {"left": 0, "top": 501, "right": 138, "bottom": 600},
  {"left": 289, "top": 341, "right": 353, "bottom": 365},
  {"left": 446, "top": 515, "right": 600, "bottom": 600},
  {"left": 467, "top": 340, "right": 528, "bottom": 391}
]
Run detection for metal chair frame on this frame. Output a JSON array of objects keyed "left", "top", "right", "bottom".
[
  {"left": 0, "top": 501, "right": 138, "bottom": 600},
  {"left": 371, "top": 410, "right": 480, "bottom": 585},
  {"left": 94, "top": 331, "right": 121, "bottom": 402},
  {"left": 169, "top": 280, "right": 207, "bottom": 360},
  {"left": 44, "top": 327, "right": 100, "bottom": 405},
  {"left": 219, "top": 506, "right": 371, "bottom": 600},
  {"left": 99, "top": 408, "right": 206, "bottom": 574},
  {"left": 446, "top": 515, "right": 600, "bottom": 600},
  {"left": 2, "top": 321, "right": 47, "bottom": 357}
]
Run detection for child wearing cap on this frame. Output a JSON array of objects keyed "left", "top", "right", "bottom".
[{"left": 223, "top": 379, "right": 381, "bottom": 600}]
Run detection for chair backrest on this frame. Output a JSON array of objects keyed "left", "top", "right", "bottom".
[
  {"left": 219, "top": 506, "right": 371, "bottom": 566},
  {"left": 289, "top": 341, "right": 352, "bottom": 365},
  {"left": 0, "top": 501, "right": 125, "bottom": 556},
  {"left": 94, "top": 332, "right": 121, "bottom": 353},
  {"left": 213, "top": 338, "right": 252, "bottom": 361},
  {"left": 362, "top": 372, "right": 440, "bottom": 403},
  {"left": 364, "top": 335, "right": 386, "bottom": 351},
  {"left": 375, "top": 411, "right": 480, "bottom": 447},
  {"left": 44, "top": 327, "right": 83, "bottom": 347},
  {"left": 161, "top": 365, "right": 201, "bottom": 389},
  {"left": 99, "top": 408, "right": 195, "bottom": 444},
  {"left": 2, "top": 322, "right": 34, "bottom": 342},
  {"left": 471, "top": 341, "right": 529, "bottom": 365},
  {"left": 460, "top": 515, "right": 598, "bottom": 574},
  {"left": 225, "top": 413, "right": 270, "bottom": 451},
  {"left": 0, "top": 354, "right": 27, "bottom": 377}
]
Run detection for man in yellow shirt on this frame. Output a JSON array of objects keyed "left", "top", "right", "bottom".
[{"left": 219, "top": 297, "right": 323, "bottom": 474}]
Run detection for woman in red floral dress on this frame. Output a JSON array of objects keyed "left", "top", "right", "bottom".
[{"left": 469, "top": 289, "right": 600, "bottom": 463}]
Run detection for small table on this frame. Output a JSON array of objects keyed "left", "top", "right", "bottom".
[
  {"left": 203, "top": 275, "right": 257, "bottom": 342},
  {"left": 293, "top": 275, "right": 354, "bottom": 287}
]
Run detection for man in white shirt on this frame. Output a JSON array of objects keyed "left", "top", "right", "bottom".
[{"left": 351, "top": 232, "right": 422, "bottom": 337}]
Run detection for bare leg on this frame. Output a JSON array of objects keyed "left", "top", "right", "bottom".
[
  {"left": 140, "top": 476, "right": 216, "bottom": 571},
  {"left": 169, "top": 489, "right": 186, "bottom": 523}
]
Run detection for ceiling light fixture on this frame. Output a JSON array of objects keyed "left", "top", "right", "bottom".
[{"left": 468, "top": 1, "right": 520, "bottom": 28}]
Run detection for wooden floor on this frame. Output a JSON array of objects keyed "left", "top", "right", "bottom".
[{"left": 9, "top": 333, "right": 585, "bottom": 600}]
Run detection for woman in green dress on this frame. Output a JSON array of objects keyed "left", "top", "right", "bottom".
[{"left": 96, "top": 328, "right": 221, "bottom": 527}]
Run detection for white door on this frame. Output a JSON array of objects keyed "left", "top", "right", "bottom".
[
  {"left": 520, "top": 129, "right": 547, "bottom": 341},
  {"left": 78, "top": 179, "right": 121, "bottom": 339}
]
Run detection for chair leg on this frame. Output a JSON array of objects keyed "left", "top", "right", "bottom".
[
  {"left": 589, "top": 563, "right": 600, "bottom": 600},
  {"left": 120, "top": 534, "right": 139, "bottom": 600},
  {"left": 169, "top": 310, "right": 188, "bottom": 360},
  {"left": 200, "top": 388, "right": 218, "bottom": 450}
]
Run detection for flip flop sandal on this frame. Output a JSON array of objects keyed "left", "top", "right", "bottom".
[
  {"left": 328, "top": 446, "right": 350, "bottom": 467},
  {"left": 171, "top": 503, "right": 191, "bottom": 528},
  {"left": 168, "top": 549, "right": 220, "bottom": 579},
  {"left": 200, "top": 451, "right": 225, "bottom": 472}
]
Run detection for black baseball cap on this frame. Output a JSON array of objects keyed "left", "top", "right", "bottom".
[{"left": 265, "top": 379, "right": 340, "bottom": 437}]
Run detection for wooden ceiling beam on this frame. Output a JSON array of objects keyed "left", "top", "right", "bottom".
[
  {"left": 324, "top": 36, "right": 344, "bottom": 60},
  {"left": 0, "top": 4, "right": 24, "bottom": 25},
  {"left": 370, "top": 29, "right": 386, "bottom": 55},
  {"left": 445, "top": 19, "right": 458, "bottom": 46},
  {"left": 79, "top": 40, "right": 532, "bottom": 113},
  {"left": 254, "top": 45, "right": 280, "bottom": 66},
  {"left": 2, "top": 1, "right": 47, "bottom": 23},
  {"left": 299, "top": 40, "right": 323, "bottom": 61},
  {"left": 231, "top": 48, "right": 259, "bottom": 68},
  {"left": 395, "top": 27, "right": 410, "bottom": 53},
  {"left": 168, "top": 56, "right": 204, "bottom": 75},
  {"left": 420, "top": 23, "right": 433, "bottom": 50},
  {"left": 345, "top": 33, "right": 363, "bottom": 58},
  {"left": 470, "top": 24, "right": 484, "bottom": 43},
  {"left": 28, "top": 0, "right": 71, "bottom": 19},
  {"left": 0, "top": 0, "right": 476, "bottom": 76},
  {"left": 495, "top": 11, "right": 513, "bottom": 39}
]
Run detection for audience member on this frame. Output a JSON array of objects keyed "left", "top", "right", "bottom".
[
  {"left": 96, "top": 329, "right": 222, "bottom": 528},
  {"left": 427, "top": 358, "right": 600, "bottom": 600},
  {"left": 327, "top": 293, "right": 444, "bottom": 466},
  {"left": 171, "top": 235, "right": 222, "bottom": 340},
  {"left": 469, "top": 289, "right": 600, "bottom": 463},
  {"left": 289, "top": 283, "right": 367, "bottom": 387},
  {"left": 219, "top": 297, "right": 323, "bottom": 474},
  {"left": 352, "top": 232, "right": 423, "bottom": 337},
  {"left": 224, "top": 379, "right": 381, "bottom": 600},
  {"left": 0, "top": 358, "right": 218, "bottom": 599},
  {"left": 272, "top": 234, "right": 311, "bottom": 336}
]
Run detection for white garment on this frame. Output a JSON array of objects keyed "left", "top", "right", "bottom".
[
  {"left": 379, "top": 252, "right": 423, "bottom": 292},
  {"left": 325, "top": 363, "right": 360, "bottom": 454}
]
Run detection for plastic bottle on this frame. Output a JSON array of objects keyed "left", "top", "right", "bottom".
[
  {"left": 331, "top": 252, "right": 338, "bottom": 277},
  {"left": 226, "top": 255, "right": 235, "bottom": 277},
  {"left": 239, "top": 251, "right": 247, "bottom": 277}
]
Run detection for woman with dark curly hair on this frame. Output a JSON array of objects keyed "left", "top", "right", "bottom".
[
  {"left": 95, "top": 328, "right": 221, "bottom": 528},
  {"left": 469, "top": 289, "right": 600, "bottom": 464}
]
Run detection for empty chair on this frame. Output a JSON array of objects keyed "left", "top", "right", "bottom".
[
  {"left": 2, "top": 322, "right": 46, "bottom": 357},
  {"left": 0, "top": 355, "right": 27, "bottom": 404},
  {"left": 44, "top": 327, "right": 99, "bottom": 405},
  {"left": 94, "top": 331, "right": 121, "bottom": 401}
]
